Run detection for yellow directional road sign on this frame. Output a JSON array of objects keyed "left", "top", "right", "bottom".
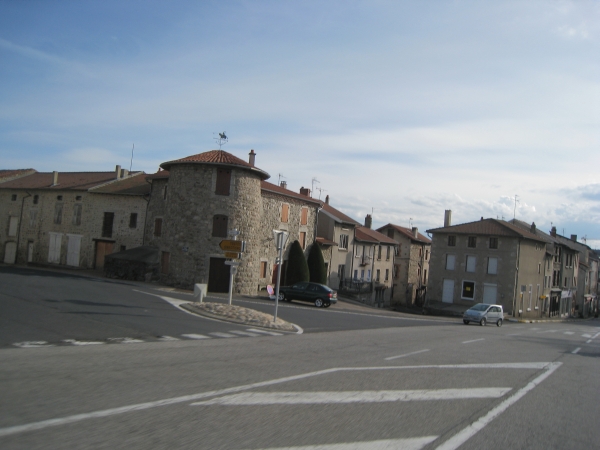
[
  {"left": 223, "top": 252, "right": 240, "bottom": 259},
  {"left": 219, "top": 239, "right": 244, "bottom": 253}
]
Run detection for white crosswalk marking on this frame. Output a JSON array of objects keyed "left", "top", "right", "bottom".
[
  {"left": 247, "top": 328, "right": 283, "bottom": 336},
  {"left": 582, "top": 334, "right": 592, "bottom": 338},
  {"left": 63, "top": 339, "right": 105, "bottom": 346},
  {"left": 257, "top": 436, "right": 439, "bottom": 450},
  {"left": 229, "top": 330, "right": 262, "bottom": 337},
  {"left": 12, "top": 341, "right": 54, "bottom": 348},
  {"left": 157, "top": 336, "right": 180, "bottom": 341},
  {"left": 181, "top": 334, "right": 210, "bottom": 340},
  {"left": 108, "top": 337, "right": 144, "bottom": 344},
  {"left": 564, "top": 332, "right": 575, "bottom": 335},
  {"left": 209, "top": 332, "right": 238, "bottom": 338}
]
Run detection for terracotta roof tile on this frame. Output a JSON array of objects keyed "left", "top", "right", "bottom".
[
  {"left": 320, "top": 202, "right": 361, "bottom": 225},
  {"left": 261, "top": 181, "right": 321, "bottom": 204},
  {"left": 0, "top": 169, "right": 36, "bottom": 183},
  {"left": 0, "top": 171, "right": 134, "bottom": 191},
  {"left": 90, "top": 172, "right": 150, "bottom": 195},
  {"left": 427, "top": 218, "right": 546, "bottom": 242},
  {"left": 160, "top": 150, "right": 270, "bottom": 180},
  {"left": 377, "top": 223, "right": 431, "bottom": 244},
  {"left": 146, "top": 170, "right": 170, "bottom": 180},
  {"left": 355, "top": 226, "right": 398, "bottom": 245}
]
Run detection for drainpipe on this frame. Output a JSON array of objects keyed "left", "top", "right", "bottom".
[{"left": 16, "top": 191, "right": 32, "bottom": 264}]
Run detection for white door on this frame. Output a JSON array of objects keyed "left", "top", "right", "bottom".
[
  {"left": 483, "top": 284, "right": 497, "bottom": 303},
  {"left": 4, "top": 242, "right": 17, "bottom": 264},
  {"left": 66, "top": 234, "right": 82, "bottom": 267},
  {"left": 48, "top": 232, "right": 62, "bottom": 264},
  {"left": 442, "top": 279, "right": 454, "bottom": 303},
  {"left": 27, "top": 242, "right": 34, "bottom": 262}
]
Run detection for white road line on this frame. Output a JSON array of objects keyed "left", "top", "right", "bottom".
[
  {"left": 507, "top": 334, "right": 522, "bottom": 337},
  {"left": 582, "top": 334, "right": 592, "bottom": 338},
  {"left": 249, "top": 436, "right": 439, "bottom": 450},
  {"left": 586, "top": 339, "right": 592, "bottom": 343},
  {"left": 564, "top": 332, "right": 575, "bottom": 335},
  {"left": 385, "top": 349, "right": 430, "bottom": 361},
  {"left": 435, "top": 362, "right": 562, "bottom": 450},
  {"left": 12, "top": 341, "right": 54, "bottom": 348},
  {"left": 0, "top": 362, "right": 555, "bottom": 438},
  {"left": 157, "top": 336, "right": 180, "bottom": 341},
  {"left": 538, "top": 330, "right": 558, "bottom": 333},
  {"left": 462, "top": 338, "right": 485, "bottom": 344},
  {"left": 209, "top": 332, "right": 238, "bottom": 338},
  {"left": 193, "top": 388, "right": 512, "bottom": 406},
  {"left": 107, "top": 337, "right": 144, "bottom": 344},
  {"left": 247, "top": 328, "right": 283, "bottom": 336},
  {"left": 572, "top": 348, "right": 581, "bottom": 354},
  {"left": 530, "top": 328, "right": 540, "bottom": 331},
  {"left": 181, "top": 334, "right": 210, "bottom": 340},
  {"left": 229, "top": 330, "right": 262, "bottom": 337},
  {"left": 591, "top": 332, "right": 600, "bottom": 340},
  {"left": 62, "top": 339, "right": 105, "bottom": 346}
]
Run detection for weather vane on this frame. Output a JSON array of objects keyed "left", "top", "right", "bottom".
[{"left": 214, "top": 132, "right": 228, "bottom": 149}]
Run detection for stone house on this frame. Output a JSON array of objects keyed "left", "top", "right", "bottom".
[
  {"left": 377, "top": 223, "right": 432, "bottom": 307},
  {"left": 0, "top": 167, "right": 149, "bottom": 268},
  {"left": 143, "top": 149, "right": 320, "bottom": 294},
  {"left": 426, "top": 213, "right": 547, "bottom": 318}
]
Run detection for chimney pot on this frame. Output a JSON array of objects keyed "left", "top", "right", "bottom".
[
  {"left": 365, "top": 214, "right": 372, "bottom": 229},
  {"left": 571, "top": 234, "right": 577, "bottom": 242},
  {"left": 325, "top": 195, "right": 329, "bottom": 205},
  {"left": 280, "top": 181, "right": 287, "bottom": 189},
  {"left": 115, "top": 165, "right": 121, "bottom": 179},
  {"left": 122, "top": 169, "right": 129, "bottom": 178},
  {"left": 299, "top": 187, "right": 311, "bottom": 197},
  {"left": 551, "top": 226, "right": 557, "bottom": 237},
  {"left": 248, "top": 149, "right": 256, "bottom": 166},
  {"left": 531, "top": 222, "right": 536, "bottom": 233},
  {"left": 444, "top": 210, "right": 452, "bottom": 227},
  {"left": 412, "top": 227, "right": 418, "bottom": 238}
]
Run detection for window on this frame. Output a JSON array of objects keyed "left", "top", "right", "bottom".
[
  {"left": 54, "top": 203, "right": 63, "bottom": 224},
  {"left": 120, "top": 245, "right": 126, "bottom": 252},
  {"left": 355, "top": 245, "right": 361, "bottom": 257},
  {"left": 11, "top": 194, "right": 17, "bottom": 201},
  {"left": 8, "top": 217, "right": 19, "bottom": 237},
  {"left": 215, "top": 168, "right": 231, "bottom": 195},
  {"left": 419, "top": 248, "right": 423, "bottom": 257},
  {"left": 339, "top": 234, "right": 348, "bottom": 250},
  {"left": 29, "top": 209, "right": 37, "bottom": 227},
  {"left": 538, "top": 263, "right": 541, "bottom": 274},
  {"left": 425, "top": 249, "right": 429, "bottom": 260},
  {"left": 57, "top": 195, "right": 63, "bottom": 201},
  {"left": 423, "top": 269, "right": 427, "bottom": 284},
  {"left": 462, "top": 281, "right": 475, "bottom": 299},
  {"left": 366, "top": 270, "right": 371, "bottom": 281},
  {"left": 446, "top": 254, "right": 455, "bottom": 270},
  {"left": 154, "top": 218, "right": 162, "bottom": 237},
  {"left": 386, "top": 246, "right": 391, "bottom": 260},
  {"left": 564, "top": 277, "right": 568, "bottom": 287},
  {"left": 281, "top": 203, "right": 289, "bottom": 223},
  {"left": 76, "top": 195, "right": 82, "bottom": 201},
  {"left": 377, "top": 246, "right": 382, "bottom": 260},
  {"left": 489, "top": 237, "right": 498, "bottom": 249},
  {"left": 299, "top": 231, "right": 306, "bottom": 249},
  {"left": 33, "top": 195, "right": 39, "bottom": 204},
  {"left": 387, "top": 228, "right": 394, "bottom": 238},
  {"left": 129, "top": 213, "right": 138, "bottom": 228},
  {"left": 212, "top": 215, "right": 228, "bottom": 238},
  {"left": 448, "top": 235, "right": 456, "bottom": 247},
  {"left": 354, "top": 269, "right": 358, "bottom": 279},
  {"left": 300, "top": 207, "right": 308, "bottom": 225},
  {"left": 163, "top": 185, "right": 168, "bottom": 200},
  {"left": 442, "top": 279, "right": 454, "bottom": 302},
  {"left": 466, "top": 255, "right": 476, "bottom": 272},
  {"left": 161, "top": 251, "right": 170, "bottom": 274},
  {"left": 338, "top": 264, "right": 345, "bottom": 281},
  {"left": 102, "top": 212, "right": 114, "bottom": 237},
  {"left": 487, "top": 257, "right": 498, "bottom": 274},
  {"left": 467, "top": 236, "right": 477, "bottom": 248},
  {"left": 396, "top": 244, "right": 401, "bottom": 256},
  {"left": 376, "top": 269, "right": 380, "bottom": 281},
  {"left": 260, "top": 261, "right": 268, "bottom": 278},
  {"left": 72, "top": 204, "right": 82, "bottom": 226}
]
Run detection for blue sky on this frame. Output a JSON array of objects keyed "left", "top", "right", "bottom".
[{"left": 1, "top": 1, "right": 599, "bottom": 247}]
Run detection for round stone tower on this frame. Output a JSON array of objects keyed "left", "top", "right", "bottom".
[{"left": 159, "top": 150, "right": 270, "bottom": 294}]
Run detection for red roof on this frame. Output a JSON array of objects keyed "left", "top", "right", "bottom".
[
  {"left": 0, "top": 169, "right": 36, "bottom": 183},
  {"left": 0, "top": 171, "right": 136, "bottom": 191},
  {"left": 320, "top": 202, "right": 361, "bottom": 225},
  {"left": 377, "top": 223, "right": 431, "bottom": 244},
  {"left": 160, "top": 150, "right": 270, "bottom": 180},
  {"left": 427, "top": 218, "right": 546, "bottom": 242},
  {"left": 146, "top": 170, "right": 170, "bottom": 180},
  {"left": 90, "top": 172, "right": 150, "bottom": 195},
  {"left": 355, "top": 226, "right": 398, "bottom": 245},
  {"left": 261, "top": 181, "right": 322, "bottom": 204}
]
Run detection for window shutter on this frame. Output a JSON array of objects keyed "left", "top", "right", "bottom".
[{"left": 215, "top": 169, "right": 231, "bottom": 195}]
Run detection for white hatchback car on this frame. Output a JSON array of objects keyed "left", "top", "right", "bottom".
[{"left": 463, "top": 303, "right": 504, "bottom": 327}]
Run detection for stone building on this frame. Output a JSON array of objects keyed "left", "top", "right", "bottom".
[
  {"left": 377, "top": 223, "right": 432, "bottom": 307},
  {"left": 143, "top": 149, "right": 320, "bottom": 294},
  {"left": 0, "top": 167, "right": 149, "bottom": 268}
]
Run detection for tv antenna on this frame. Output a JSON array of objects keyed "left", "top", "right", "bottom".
[
  {"left": 409, "top": 217, "right": 413, "bottom": 228},
  {"left": 311, "top": 177, "right": 320, "bottom": 197},
  {"left": 129, "top": 143, "right": 134, "bottom": 172},
  {"left": 315, "top": 187, "right": 327, "bottom": 200},
  {"left": 214, "top": 132, "right": 228, "bottom": 149}
]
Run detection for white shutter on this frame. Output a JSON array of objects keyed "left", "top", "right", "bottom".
[
  {"left": 466, "top": 255, "right": 476, "bottom": 272},
  {"left": 8, "top": 217, "right": 19, "bottom": 237},
  {"left": 442, "top": 279, "right": 454, "bottom": 303},
  {"left": 48, "top": 232, "right": 62, "bottom": 264},
  {"left": 483, "top": 284, "right": 497, "bottom": 303},
  {"left": 487, "top": 257, "right": 498, "bottom": 274},
  {"left": 446, "top": 254, "right": 455, "bottom": 270}
]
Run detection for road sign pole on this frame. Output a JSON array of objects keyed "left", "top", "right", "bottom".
[
  {"left": 273, "top": 230, "right": 288, "bottom": 322},
  {"left": 228, "top": 265, "right": 234, "bottom": 305}
]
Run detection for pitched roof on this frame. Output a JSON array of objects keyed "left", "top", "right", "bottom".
[
  {"left": 0, "top": 171, "right": 138, "bottom": 191},
  {"left": 377, "top": 223, "right": 431, "bottom": 244},
  {"left": 160, "top": 150, "right": 270, "bottom": 180},
  {"left": 261, "top": 181, "right": 322, "bottom": 205},
  {"left": 90, "top": 172, "right": 150, "bottom": 195},
  {"left": 427, "top": 218, "right": 546, "bottom": 243},
  {"left": 508, "top": 219, "right": 556, "bottom": 244},
  {"left": 316, "top": 237, "right": 337, "bottom": 246},
  {"left": 146, "top": 169, "right": 170, "bottom": 180},
  {"left": 0, "top": 169, "right": 36, "bottom": 183},
  {"left": 320, "top": 202, "right": 361, "bottom": 226},
  {"left": 355, "top": 226, "right": 398, "bottom": 245}
]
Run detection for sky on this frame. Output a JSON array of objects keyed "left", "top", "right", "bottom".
[{"left": 1, "top": 1, "right": 599, "bottom": 248}]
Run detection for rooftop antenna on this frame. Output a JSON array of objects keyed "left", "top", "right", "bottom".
[
  {"left": 214, "top": 132, "right": 228, "bottom": 150},
  {"left": 129, "top": 143, "right": 134, "bottom": 172},
  {"left": 513, "top": 194, "right": 519, "bottom": 220},
  {"left": 315, "top": 187, "right": 327, "bottom": 200},
  {"left": 311, "top": 177, "right": 320, "bottom": 198},
  {"left": 409, "top": 217, "right": 413, "bottom": 228},
  {"left": 278, "top": 173, "right": 286, "bottom": 185}
]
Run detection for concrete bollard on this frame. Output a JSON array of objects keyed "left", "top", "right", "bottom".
[{"left": 194, "top": 283, "right": 207, "bottom": 303}]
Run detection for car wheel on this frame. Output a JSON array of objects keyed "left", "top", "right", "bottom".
[
  {"left": 463, "top": 320, "right": 469, "bottom": 325},
  {"left": 324, "top": 302, "right": 331, "bottom": 308},
  {"left": 480, "top": 317, "right": 486, "bottom": 326},
  {"left": 314, "top": 298, "right": 324, "bottom": 308},
  {"left": 278, "top": 293, "right": 285, "bottom": 301},
  {"left": 497, "top": 319, "right": 503, "bottom": 327}
]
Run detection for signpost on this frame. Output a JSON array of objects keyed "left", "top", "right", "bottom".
[
  {"left": 272, "top": 230, "right": 289, "bottom": 322},
  {"left": 219, "top": 240, "right": 245, "bottom": 253},
  {"left": 220, "top": 230, "right": 245, "bottom": 305},
  {"left": 223, "top": 252, "right": 240, "bottom": 259}
]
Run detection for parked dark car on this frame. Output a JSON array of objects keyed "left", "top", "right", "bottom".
[{"left": 278, "top": 282, "right": 337, "bottom": 308}]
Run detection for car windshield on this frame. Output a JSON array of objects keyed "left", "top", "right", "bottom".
[{"left": 470, "top": 304, "right": 490, "bottom": 311}]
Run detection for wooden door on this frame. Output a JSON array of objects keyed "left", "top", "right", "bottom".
[
  {"left": 208, "top": 257, "right": 229, "bottom": 293},
  {"left": 95, "top": 241, "right": 113, "bottom": 269}
]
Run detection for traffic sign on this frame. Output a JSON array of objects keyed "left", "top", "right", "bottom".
[
  {"left": 224, "top": 252, "right": 240, "bottom": 259},
  {"left": 219, "top": 239, "right": 245, "bottom": 252}
]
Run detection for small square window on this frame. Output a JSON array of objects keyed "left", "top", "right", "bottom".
[
  {"left": 11, "top": 194, "right": 17, "bottom": 201},
  {"left": 76, "top": 195, "right": 82, "bottom": 201},
  {"left": 57, "top": 195, "right": 63, "bottom": 201},
  {"left": 489, "top": 237, "right": 498, "bottom": 249},
  {"left": 462, "top": 281, "right": 475, "bottom": 299},
  {"left": 33, "top": 195, "right": 39, "bottom": 204},
  {"left": 448, "top": 235, "right": 456, "bottom": 247},
  {"left": 467, "top": 236, "right": 477, "bottom": 248}
]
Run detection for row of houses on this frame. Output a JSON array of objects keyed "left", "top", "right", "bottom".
[
  {"left": 0, "top": 149, "right": 431, "bottom": 308},
  {"left": 3, "top": 148, "right": 596, "bottom": 318}
]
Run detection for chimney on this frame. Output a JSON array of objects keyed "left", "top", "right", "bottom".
[
  {"left": 571, "top": 234, "right": 577, "bottom": 242},
  {"left": 248, "top": 149, "right": 256, "bottom": 167},
  {"left": 52, "top": 171, "right": 58, "bottom": 186},
  {"left": 444, "top": 210, "right": 452, "bottom": 227},
  {"left": 531, "top": 222, "right": 536, "bottom": 234},
  {"left": 280, "top": 181, "right": 287, "bottom": 189},
  {"left": 121, "top": 169, "right": 129, "bottom": 178},
  {"left": 412, "top": 227, "right": 418, "bottom": 238},
  {"left": 365, "top": 214, "right": 372, "bottom": 229},
  {"left": 115, "top": 165, "right": 121, "bottom": 179},
  {"left": 325, "top": 195, "right": 329, "bottom": 205},
  {"left": 550, "top": 226, "right": 557, "bottom": 237},
  {"left": 299, "top": 187, "right": 311, "bottom": 197}
]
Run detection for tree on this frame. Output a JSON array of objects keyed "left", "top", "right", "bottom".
[
  {"left": 307, "top": 243, "right": 327, "bottom": 284},
  {"left": 285, "top": 240, "right": 309, "bottom": 286}
]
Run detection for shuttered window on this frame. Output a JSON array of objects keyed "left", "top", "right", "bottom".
[
  {"left": 215, "top": 169, "right": 231, "bottom": 196},
  {"left": 102, "top": 212, "right": 114, "bottom": 238},
  {"left": 54, "top": 203, "right": 63, "bottom": 224},
  {"left": 487, "top": 257, "right": 498, "bottom": 274},
  {"left": 300, "top": 207, "right": 308, "bottom": 225},
  {"left": 161, "top": 251, "right": 170, "bottom": 274},
  {"left": 72, "top": 204, "right": 82, "bottom": 226},
  {"left": 446, "top": 254, "right": 455, "bottom": 270},
  {"left": 466, "top": 255, "right": 476, "bottom": 272},
  {"left": 299, "top": 231, "right": 306, "bottom": 249},
  {"left": 212, "top": 215, "right": 228, "bottom": 238},
  {"left": 154, "top": 218, "right": 162, "bottom": 237},
  {"left": 281, "top": 203, "right": 289, "bottom": 223}
]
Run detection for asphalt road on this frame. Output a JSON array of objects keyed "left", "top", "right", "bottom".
[{"left": 1, "top": 266, "right": 599, "bottom": 449}]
